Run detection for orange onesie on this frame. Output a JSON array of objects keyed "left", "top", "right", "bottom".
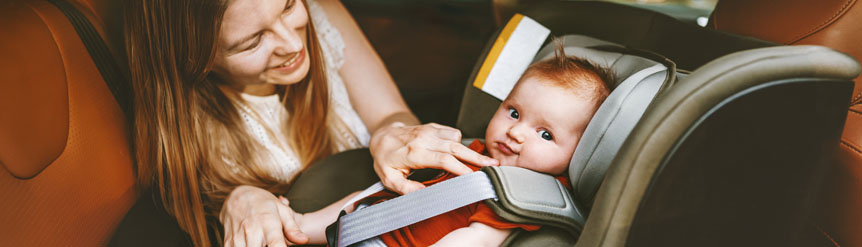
[{"left": 357, "top": 140, "right": 568, "bottom": 247}]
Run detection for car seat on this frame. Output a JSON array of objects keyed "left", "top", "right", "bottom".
[
  {"left": 0, "top": 0, "right": 135, "bottom": 246},
  {"left": 454, "top": 1, "right": 859, "bottom": 246},
  {"left": 316, "top": 1, "right": 859, "bottom": 246},
  {"left": 709, "top": 1, "right": 862, "bottom": 245},
  {"left": 321, "top": 28, "right": 677, "bottom": 246}
]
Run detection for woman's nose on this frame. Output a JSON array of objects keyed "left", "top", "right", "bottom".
[
  {"left": 271, "top": 22, "right": 303, "bottom": 56},
  {"left": 507, "top": 124, "right": 527, "bottom": 143}
]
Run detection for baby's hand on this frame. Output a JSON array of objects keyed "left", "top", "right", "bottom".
[
  {"left": 277, "top": 192, "right": 364, "bottom": 245},
  {"left": 277, "top": 195, "right": 290, "bottom": 206}
]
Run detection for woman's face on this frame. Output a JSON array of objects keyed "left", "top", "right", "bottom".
[{"left": 213, "top": 0, "right": 310, "bottom": 94}]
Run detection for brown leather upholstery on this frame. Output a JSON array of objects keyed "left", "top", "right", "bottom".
[
  {"left": 711, "top": 1, "right": 862, "bottom": 246},
  {"left": 0, "top": 0, "right": 135, "bottom": 245},
  {"left": 0, "top": 1, "right": 70, "bottom": 179}
]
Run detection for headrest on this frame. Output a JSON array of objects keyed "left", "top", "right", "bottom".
[
  {"left": 0, "top": 1, "right": 71, "bottom": 178},
  {"left": 535, "top": 35, "right": 673, "bottom": 209},
  {"left": 532, "top": 35, "right": 667, "bottom": 89}
]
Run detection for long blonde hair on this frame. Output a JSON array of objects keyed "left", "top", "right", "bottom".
[{"left": 124, "top": 0, "right": 340, "bottom": 246}]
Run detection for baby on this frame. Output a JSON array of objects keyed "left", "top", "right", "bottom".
[{"left": 290, "top": 44, "right": 614, "bottom": 246}]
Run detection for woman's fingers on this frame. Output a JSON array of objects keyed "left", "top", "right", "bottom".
[
  {"left": 220, "top": 186, "right": 309, "bottom": 247},
  {"left": 443, "top": 141, "right": 499, "bottom": 167},
  {"left": 428, "top": 123, "right": 461, "bottom": 141},
  {"left": 244, "top": 220, "right": 264, "bottom": 247},
  {"left": 263, "top": 216, "right": 288, "bottom": 247},
  {"left": 376, "top": 162, "right": 426, "bottom": 194},
  {"left": 277, "top": 201, "right": 308, "bottom": 245},
  {"left": 436, "top": 154, "right": 475, "bottom": 176},
  {"left": 411, "top": 139, "right": 495, "bottom": 174},
  {"left": 232, "top": 221, "right": 246, "bottom": 247},
  {"left": 222, "top": 218, "right": 234, "bottom": 247},
  {"left": 371, "top": 122, "right": 500, "bottom": 194}
]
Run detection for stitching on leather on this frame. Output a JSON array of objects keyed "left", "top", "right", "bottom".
[
  {"left": 840, "top": 140, "right": 862, "bottom": 155},
  {"left": 791, "top": 0, "right": 856, "bottom": 44},
  {"left": 849, "top": 108, "right": 862, "bottom": 115},
  {"left": 815, "top": 224, "right": 841, "bottom": 247}
]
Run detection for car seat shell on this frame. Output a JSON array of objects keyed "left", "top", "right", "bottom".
[{"left": 579, "top": 45, "right": 858, "bottom": 246}]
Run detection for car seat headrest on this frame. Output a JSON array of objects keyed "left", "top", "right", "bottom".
[
  {"left": 532, "top": 35, "right": 673, "bottom": 210},
  {"left": 533, "top": 35, "right": 666, "bottom": 89}
]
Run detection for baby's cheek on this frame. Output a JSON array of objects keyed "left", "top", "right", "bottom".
[{"left": 500, "top": 155, "right": 519, "bottom": 168}]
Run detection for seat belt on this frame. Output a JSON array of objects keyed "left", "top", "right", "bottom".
[
  {"left": 326, "top": 166, "right": 580, "bottom": 247},
  {"left": 45, "top": 0, "right": 133, "bottom": 123},
  {"left": 326, "top": 171, "right": 498, "bottom": 247}
]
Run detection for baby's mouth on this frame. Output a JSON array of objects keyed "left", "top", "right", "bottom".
[{"left": 497, "top": 142, "right": 518, "bottom": 155}]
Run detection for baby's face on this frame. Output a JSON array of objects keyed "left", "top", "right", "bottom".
[{"left": 485, "top": 77, "right": 597, "bottom": 175}]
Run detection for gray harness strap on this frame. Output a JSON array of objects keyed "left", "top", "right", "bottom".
[{"left": 334, "top": 172, "right": 498, "bottom": 247}]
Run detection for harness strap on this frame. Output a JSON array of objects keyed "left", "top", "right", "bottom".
[{"left": 327, "top": 172, "right": 498, "bottom": 247}]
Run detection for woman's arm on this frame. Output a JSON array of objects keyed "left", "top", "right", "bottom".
[
  {"left": 431, "top": 222, "right": 512, "bottom": 247},
  {"left": 314, "top": 0, "right": 499, "bottom": 195}
]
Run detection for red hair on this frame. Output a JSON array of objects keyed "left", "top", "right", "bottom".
[{"left": 520, "top": 41, "right": 614, "bottom": 109}]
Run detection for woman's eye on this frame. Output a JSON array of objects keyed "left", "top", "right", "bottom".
[
  {"left": 243, "top": 37, "right": 262, "bottom": 51},
  {"left": 508, "top": 108, "right": 519, "bottom": 119},
  {"left": 284, "top": 0, "right": 296, "bottom": 12},
  {"left": 538, "top": 130, "right": 553, "bottom": 141}
]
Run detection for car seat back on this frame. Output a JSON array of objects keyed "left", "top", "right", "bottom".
[
  {"left": 709, "top": 1, "right": 862, "bottom": 245},
  {"left": 580, "top": 44, "right": 858, "bottom": 247},
  {"left": 0, "top": 0, "right": 135, "bottom": 246}
]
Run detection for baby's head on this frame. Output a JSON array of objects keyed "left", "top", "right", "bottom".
[{"left": 485, "top": 46, "right": 613, "bottom": 175}]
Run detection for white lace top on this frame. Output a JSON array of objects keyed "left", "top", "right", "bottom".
[{"left": 236, "top": 0, "right": 371, "bottom": 182}]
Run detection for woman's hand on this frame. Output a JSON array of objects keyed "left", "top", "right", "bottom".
[
  {"left": 221, "top": 185, "right": 308, "bottom": 247},
  {"left": 370, "top": 122, "right": 499, "bottom": 195}
]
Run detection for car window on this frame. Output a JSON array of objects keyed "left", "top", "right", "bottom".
[{"left": 595, "top": 0, "right": 718, "bottom": 26}]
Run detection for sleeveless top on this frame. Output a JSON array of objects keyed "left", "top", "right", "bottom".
[{"left": 235, "top": 0, "right": 371, "bottom": 182}]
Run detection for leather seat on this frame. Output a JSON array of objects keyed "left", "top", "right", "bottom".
[
  {"left": 0, "top": 0, "right": 135, "bottom": 245},
  {"left": 709, "top": 1, "right": 862, "bottom": 246}
]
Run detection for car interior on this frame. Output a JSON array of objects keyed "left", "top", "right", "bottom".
[{"left": 1, "top": 0, "right": 860, "bottom": 246}]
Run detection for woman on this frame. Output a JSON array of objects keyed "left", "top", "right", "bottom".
[{"left": 124, "top": 0, "right": 498, "bottom": 246}]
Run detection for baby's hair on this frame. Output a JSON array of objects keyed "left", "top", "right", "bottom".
[{"left": 520, "top": 39, "right": 614, "bottom": 108}]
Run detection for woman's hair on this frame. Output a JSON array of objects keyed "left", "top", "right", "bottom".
[
  {"left": 520, "top": 41, "right": 614, "bottom": 109},
  {"left": 125, "top": 0, "right": 342, "bottom": 246}
]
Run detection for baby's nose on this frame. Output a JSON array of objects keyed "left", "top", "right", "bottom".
[{"left": 507, "top": 125, "right": 528, "bottom": 143}]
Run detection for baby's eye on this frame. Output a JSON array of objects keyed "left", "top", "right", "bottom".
[
  {"left": 538, "top": 130, "right": 553, "bottom": 141},
  {"left": 508, "top": 108, "right": 519, "bottom": 119}
]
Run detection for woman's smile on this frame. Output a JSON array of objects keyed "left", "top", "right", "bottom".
[{"left": 273, "top": 48, "right": 306, "bottom": 73}]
